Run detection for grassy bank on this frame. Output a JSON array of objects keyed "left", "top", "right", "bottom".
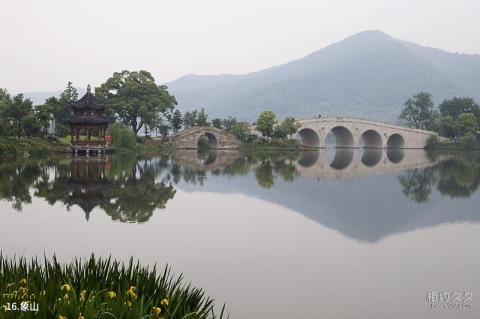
[
  {"left": 426, "top": 135, "right": 480, "bottom": 150},
  {"left": 0, "top": 137, "right": 63, "bottom": 160},
  {"left": 0, "top": 254, "right": 226, "bottom": 319}
]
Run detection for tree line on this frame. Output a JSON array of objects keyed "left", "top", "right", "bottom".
[
  {"left": 0, "top": 70, "right": 302, "bottom": 147},
  {"left": 399, "top": 92, "right": 480, "bottom": 144}
]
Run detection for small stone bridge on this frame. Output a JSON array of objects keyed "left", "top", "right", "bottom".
[
  {"left": 170, "top": 126, "right": 241, "bottom": 149},
  {"left": 297, "top": 117, "right": 435, "bottom": 148}
]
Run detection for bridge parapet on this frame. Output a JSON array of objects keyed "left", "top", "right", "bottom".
[{"left": 296, "top": 116, "right": 435, "bottom": 149}]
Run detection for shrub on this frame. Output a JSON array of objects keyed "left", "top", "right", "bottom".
[
  {"left": 109, "top": 123, "right": 136, "bottom": 150},
  {"left": 425, "top": 134, "right": 440, "bottom": 148}
]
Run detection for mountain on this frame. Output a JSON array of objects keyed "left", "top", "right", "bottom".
[
  {"left": 23, "top": 88, "right": 87, "bottom": 105},
  {"left": 167, "top": 30, "right": 480, "bottom": 122}
]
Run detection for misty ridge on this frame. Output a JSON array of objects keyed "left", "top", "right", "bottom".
[{"left": 25, "top": 30, "right": 480, "bottom": 123}]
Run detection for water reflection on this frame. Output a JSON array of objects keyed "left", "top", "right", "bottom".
[
  {"left": 1, "top": 156, "right": 176, "bottom": 223},
  {"left": 1, "top": 149, "right": 480, "bottom": 232}
]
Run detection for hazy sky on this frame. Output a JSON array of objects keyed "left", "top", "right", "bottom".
[{"left": 1, "top": 0, "right": 479, "bottom": 93}]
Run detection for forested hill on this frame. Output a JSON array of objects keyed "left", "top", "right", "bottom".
[{"left": 167, "top": 30, "right": 480, "bottom": 122}]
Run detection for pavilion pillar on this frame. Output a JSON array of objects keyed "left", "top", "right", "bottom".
[
  {"left": 76, "top": 128, "right": 80, "bottom": 142},
  {"left": 87, "top": 125, "right": 90, "bottom": 141}
]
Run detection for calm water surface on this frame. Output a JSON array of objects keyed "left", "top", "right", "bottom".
[{"left": 0, "top": 149, "right": 479, "bottom": 319}]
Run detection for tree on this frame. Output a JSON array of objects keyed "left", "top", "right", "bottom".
[
  {"left": 439, "top": 116, "right": 457, "bottom": 139},
  {"left": 169, "top": 109, "right": 183, "bottom": 132},
  {"left": 4, "top": 94, "right": 33, "bottom": 138},
  {"left": 0, "top": 88, "right": 12, "bottom": 135},
  {"left": 455, "top": 113, "right": 478, "bottom": 137},
  {"left": 229, "top": 122, "right": 251, "bottom": 142},
  {"left": 183, "top": 110, "right": 197, "bottom": 128},
  {"left": 109, "top": 123, "right": 136, "bottom": 149},
  {"left": 212, "top": 118, "right": 223, "bottom": 129},
  {"left": 222, "top": 116, "right": 237, "bottom": 131},
  {"left": 439, "top": 97, "right": 480, "bottom": 124},
  {"left": 272, "top": 126, "right": 288, "bottom": 140},
  {"left": 158, "top": 123, "right": 170, "bottom": 139},
  {"left": 34, "top": 103, "right": 53, "bottom": 134},
  {"left": 59, "top": 81, "right": 78, "bottom": 105},
  {"left": 399, "top": 92, "right": 438, "bottom": 130},
  {"left": 255, "top": 111, "right": 277, "bottom": 139},
  {"left": 195, "top": 108, "right": 209, "bottom": 126},
  {"left": 280, "top": 116, "right": 300, "bottom": 138},
  {"left": 96, "top": 70, "right": 177, "bottom": 135},
  {"left": 21, "top": 115, "right": 41, "bottom": 137}
]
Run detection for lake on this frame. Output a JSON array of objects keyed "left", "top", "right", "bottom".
[{"left": 0, "top": 148, "right": 479, "bottom": 319}]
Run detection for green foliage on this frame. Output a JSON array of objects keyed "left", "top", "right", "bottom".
[
  {"left": 280, "top": 116, "right": 301, "bottom": 138},
  {"left": 96, "top": 70, "right": 177, "bottom": 135},
  {"left": 212, "top": 118, "right": 223, "bottom": 129},
  {"left": 158, "top": 123, "right": 170, "bottom": 139},
  {"left": 59, "top": 81, "right": 78, "bottom": 104},
  {"left": 221, "top": 117, "right": 237, "bottom": 131},
  {"left": 196, "top": 108, "right": 209, "bottom": 126},
  {"left": 229, "top": 122, "right": 252, "bottom": 142},
  {"left": 3, "top": 94, "right": 33, "bottom": 138},
  {"left": 399, "top": 92, "right": 438, "bottom": 130},
  {"left": 463, "top": 134, "right": 477, "bottom": 149},
  {"left": 0, "top": 144, "right": 17, "bottom": 159},
  {"left": 439, "top": 116, "right": 456, "bottom": 139},
  {"left": 0, "top": 254, "right": 224, "bottom": 319},
  {"left": 169, "top": 109, "right": 183, "bottom": 133},
  {"left": 455, "top": 113, "right": 478, "bottom": 137},
  {"left": 255, "top": 111, "right": 277, "bottom": 138},
  {"left": 439, "top": 97, "right": 480, "bottom": 124},
  {"left": 425, "top": 134, "right": 440, "bottom": 148},
  {"left": 21, "top": 116, "right": 41, "bottom": 137},
  {"left": 109, "top": 123, "right": 136, "bottom": 150},
  {"left": 34, "top": 103, "right": 53, "bottom": 134},
  {"left": 183, "top": 110, "right": 198, "bottom": 128},
  {"left": 272, "top": 126, "right": 288, "bottom": 140},
  {"left": 0, "top": 139, "right": 51, "bottom": 161}
]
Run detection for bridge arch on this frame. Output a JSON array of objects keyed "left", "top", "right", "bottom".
[
  {"left": 170, "top": 126, "right": 241, "bottom": 149},
  {"left": 329, "top": 126, "right": 354, "bottom": 148},
  {"left": 298, "top": 128, "right": 320, "bottom": 147},
  {"left": 387, "top": 133, "right": 405, "bottom": 148},
  {"left": 360, "top": 129, "right": 382, "bottom": 148},
  {"left": 198, "top": 132, "right": 218, "bottom": 148}
]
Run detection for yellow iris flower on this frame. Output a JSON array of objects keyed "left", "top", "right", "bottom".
[
  {"left": 152, "top": 306, "right": 162, "bottom": 316},
  {"left": 160, "top": 298, "right": 169, "bottom": 307},
  {"left": 106, "top": 291, "right": 117, "bottom": 299}
]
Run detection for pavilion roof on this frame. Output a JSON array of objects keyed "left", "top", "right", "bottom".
[
  {"left": 70, "top": 85, "right": 106, "bottom": 110},
  {"left": 68, "top": 115, "right": 109, "bottom": 126}
]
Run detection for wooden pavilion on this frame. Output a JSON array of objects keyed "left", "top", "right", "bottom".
[{"left": 68, "top": 85, "right": 109, "bottom": 156}]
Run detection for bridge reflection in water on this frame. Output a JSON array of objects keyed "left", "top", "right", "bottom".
[
  {"left": 295, "top": 148, "right": 432, "bottom": 179},
  {"left": 173, "top": 148, "right": 434, "bottom": 180}
]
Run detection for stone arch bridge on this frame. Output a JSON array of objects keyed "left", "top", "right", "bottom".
[
  {"left": 297, "top": 117, "right": 434, "bottom": 149},
  {"left": 170, "top": 126, "right": 241, "bottom": 149}
]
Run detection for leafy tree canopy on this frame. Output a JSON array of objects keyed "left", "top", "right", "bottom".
[
  {"left": 439, "top": 97, "right": 480, "bottom": 123},
  {"left": 96, "top": 70, "right": 177, "bottom": 135},
  {"left": 255, "top": 111, "right": 277, "bottom": 138},
  {"left": 399, "top": 92, "right": 438, "bottom": 130}
]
